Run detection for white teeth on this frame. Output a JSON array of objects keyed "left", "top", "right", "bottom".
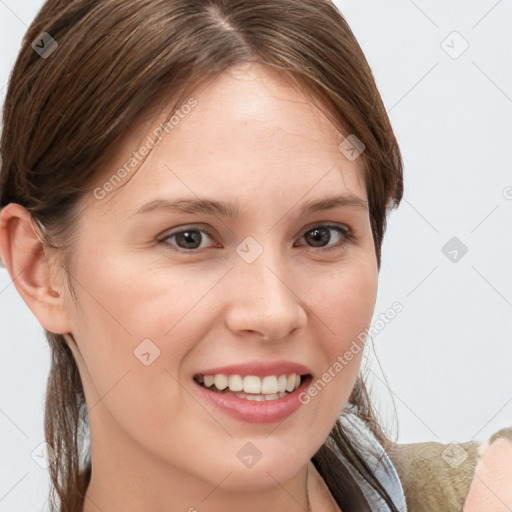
[
  {"left": 241, "top": 392, "right": 266, "bottom": 401},
  {"left": 199, "top": 372, "right": 303, "bottom": 395},
  {"left": 228, "top": 374, "right": 244, "bottom": 392},
  {"left": 261, "top": 376, "right": 279, "bottom": 394},
  {"left": 213, "top": 374, "right": 228, "bottom": 390},
  {"left": 234, "top": 391, "right": 288, "bottom": 401},
  {"left": 286, "top": 374, "right": 296, "bottom": 392},
  {"left": 277, "top": 374, "right": 287, "bottom": 393},
  {"left": 243, "top": 375, "right": 261, "bottom": 394}
]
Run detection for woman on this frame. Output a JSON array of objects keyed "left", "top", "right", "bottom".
[{"left": 1, "top": 0, "right": 508, "bottom": 511}]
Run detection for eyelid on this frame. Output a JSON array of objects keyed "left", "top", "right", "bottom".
[{"left": 158, "top": 224, "right": 218, "bottom": 247}]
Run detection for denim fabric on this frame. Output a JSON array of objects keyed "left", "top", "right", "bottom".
[{"left": 327, "top": 412, "right": 408, "bottom": 511}]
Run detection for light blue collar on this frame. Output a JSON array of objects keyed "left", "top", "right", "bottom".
[{"left": 326, "top": 412, "right": 408, "bottom": 511}]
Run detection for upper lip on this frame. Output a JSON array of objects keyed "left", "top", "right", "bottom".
[{"left": 195, "top": 360, "right": 312, "bottom": 378}]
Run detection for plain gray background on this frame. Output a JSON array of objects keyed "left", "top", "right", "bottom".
[{"left": 1, "top": 0, "right": 511, "bottom": 510}]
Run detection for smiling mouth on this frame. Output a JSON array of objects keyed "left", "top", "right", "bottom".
[{"left": 193, "top": 373, "right": 310, "bottom": 401}]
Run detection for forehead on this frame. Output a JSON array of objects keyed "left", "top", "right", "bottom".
[{"left": 87, "top": 63, "right": 367, "bottom": 215}]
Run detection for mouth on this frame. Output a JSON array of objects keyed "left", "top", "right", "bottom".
[
  {"left": 191, "top": 361, "right": 313, "bottom": 423},
  {"left": 193, "top": 372, "right": 311, "bottom": 401}
]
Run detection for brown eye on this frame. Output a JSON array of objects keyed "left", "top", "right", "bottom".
[
  {"left": 297, "top": 225, "right": 354, "bottom": 252},
  {"left": 161, "top": 226, "right": 217, "bottom": 251}
]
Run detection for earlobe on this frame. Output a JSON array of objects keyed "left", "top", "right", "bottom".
[{"left": 0, "top": 203, "right": 72, "bottom": 334}]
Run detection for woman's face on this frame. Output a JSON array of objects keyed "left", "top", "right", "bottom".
[{"left": 64, "top": 63, "right": 378, "bottom": 497}]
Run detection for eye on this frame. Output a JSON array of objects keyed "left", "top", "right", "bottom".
[
  {"left": 295, "top": 224, "right": 354, "bottom": 252},
  {"left": 159, "top": 225, "right": 218, "bottom": 251},
  {"left": 158, "top": 223, "right": 354, "bottom": 253}
]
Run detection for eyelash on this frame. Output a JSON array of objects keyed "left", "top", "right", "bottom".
[{"left": 158, "top": 224, "right": 355, "bottom": 254}]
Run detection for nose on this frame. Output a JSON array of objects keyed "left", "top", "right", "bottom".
[{"left": 223, "top": 245, "right": 308, "bottom": 341}]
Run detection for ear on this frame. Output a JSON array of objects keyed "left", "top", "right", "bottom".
[{"left": 0, "top": 203, "right": 72, "bottom": 335}]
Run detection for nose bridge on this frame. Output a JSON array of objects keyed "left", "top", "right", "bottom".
[
  {"left": 226, "top": 236, "right": 306, "bottom": 339},
  {"left": 247, "top": 251, "right": 289, "bottom": 307}
]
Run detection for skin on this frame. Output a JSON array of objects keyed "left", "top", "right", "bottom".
[
  {"left": 0, "top": 63, "right": 377, "bottom": 512},
  {"left": 463, "top": 436, "right": 512, "bottom": 511}
]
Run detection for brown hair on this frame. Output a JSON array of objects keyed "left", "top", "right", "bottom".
[{"left": 0, "top": 0, "right": 404, "bottom": 510}]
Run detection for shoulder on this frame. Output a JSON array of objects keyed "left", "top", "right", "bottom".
[{"left": 386, "top": 427, "right": 512, "bottom": 512}]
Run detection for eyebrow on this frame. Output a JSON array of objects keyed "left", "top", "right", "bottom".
[{"left": 133, "top": 193, "right": 368, "bottom": 218}]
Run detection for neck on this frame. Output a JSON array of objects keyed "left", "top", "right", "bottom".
[
  {"left": 307, "top": 461, "right": 342, "bottom": 512},
  {"left": 83, "top": 470, "right": 310, "bottom": 512}
]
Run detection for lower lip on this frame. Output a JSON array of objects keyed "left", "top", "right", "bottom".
[{"left": 193, "top": 376, "right": 312, "bottom": 424}]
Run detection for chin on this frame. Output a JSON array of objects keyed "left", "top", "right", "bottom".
[
  {"left": 225, "top": 441, "right": 311, "bottom": 487},
  {"left": 209, "top": 462, "right": 307, "bottom": 492}
]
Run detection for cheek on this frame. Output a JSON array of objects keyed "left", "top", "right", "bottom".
[
  {"left": 309, "top": 257, "right": 378, "bottom": 347},
  {"left": 71, "top": 291, "right": 196, "bottom": 455},
  {"left": 302, "top": 259, "right": 377, "bottom": 412},
  {"left": 70, "top": 242, "right": 213, "bottom": 340},
  {"left": 68, "top": 250, "right": 219, "bottom": 422}
]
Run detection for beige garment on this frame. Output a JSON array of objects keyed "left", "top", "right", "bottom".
[{"left": 385, "top": 427, "right": 512, "bottom": 512}]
